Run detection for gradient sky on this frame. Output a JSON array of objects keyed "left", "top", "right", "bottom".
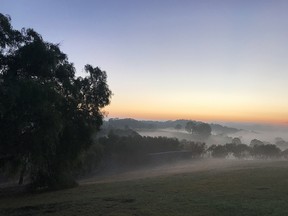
[{"left": 2, "top": 0, "right": 288, "bottom": 123}]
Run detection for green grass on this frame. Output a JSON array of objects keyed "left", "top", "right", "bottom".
[{"left": 1, "top": 160, "right": 288, "bottom": 216}]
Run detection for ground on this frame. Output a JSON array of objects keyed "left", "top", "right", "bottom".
[{"left": 1, "top": 159, "right": 288, "bottom": 216}]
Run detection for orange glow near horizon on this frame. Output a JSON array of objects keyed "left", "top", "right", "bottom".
[
  {"left": 106, "top": 103, "right": 288, "bottom": 125},
  {"left": 103, "top": 75, "right": 288, "bottom": 125},
  {"left": 107, "top": 112, "right": 288, "bottom": 125}
]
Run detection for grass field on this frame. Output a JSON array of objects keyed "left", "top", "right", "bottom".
[{"left": 1, "top": 160, "right": 288, "bottom": 216}]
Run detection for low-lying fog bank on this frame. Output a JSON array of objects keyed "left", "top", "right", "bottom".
[
  {"left": 136, "top": 125, "right": 288, "bottom": 147},
  {"left": 220, "top": 122, "right": 288, "bottom": 143},
  {"left": 80, "top": 158, "right": 288, "bottom": 185}
]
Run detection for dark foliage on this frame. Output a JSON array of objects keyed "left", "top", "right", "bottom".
[
  {"left": 250, "top": 139, "right": 264, "bottom": 147},
  {"left": 175, "top": 124, "right": 182, "bottom": 130},
  {"left": 98, "top": 133, "right": 181, "bottom": 166},
  {"left": 0, "top": 14, "right": 112, "bottom": 189},
  {"left": 185, "top": 121, "right": 212, "bottom": 139},
  {"left": 208, "top": 145, "right": 229, "bottom": 158},
  {"left": 106, "top": 118, "right": 240, "bottom": 135},
  {"left": 208, "top": 142, "right": 282, "bottom": 159},
  {"left": 251, "top": 144, "right": 281, "bottom": 159},
  {"left": 231, "top": 137, "right": 242, "bottom": 145},
  {"left": 181, "top": 140, "right": 206, "bottom": 158}
]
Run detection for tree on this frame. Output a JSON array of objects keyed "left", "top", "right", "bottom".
[
  {"left": 208, "top": 145, "right": 228, "bottom": 158},
  {"left": 224, "top": 143, "right": 251, "bottom": 158},
  {"left": 185, "top": 121, "right": 196, "bottom": 133},
  {"left": 0, "top": 14, "right": 112, "bottom": 189},
  {"left": 232, "top": 137, "right": 242, "bottom": 145},
  {"left": 250, "top": 139, "right": 264, "bottom": 147},
  {"left": 181, "top": 140, "right": 206, "bottom": 158},
  {"left": 252, "top": 144, "right": 281, "bottom": 159},
  {"left": 194, "top": 123, "right": 212, "bottom": 139},
  {"left": 185, "top": 121, "right": 211, "bottom": 140},
  {"left": 175, "top": 124, "right": 182, "bottom": 130}
]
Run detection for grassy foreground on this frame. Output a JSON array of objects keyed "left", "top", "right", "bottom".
[{"left": 1, "top": 160, "right": 288, "bottom": 216}]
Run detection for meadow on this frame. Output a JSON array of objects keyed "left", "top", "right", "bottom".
[{"left": 1, "top": 159, "right": 288, "bottom": 216}]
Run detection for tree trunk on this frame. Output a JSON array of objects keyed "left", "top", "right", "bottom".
[{"left": 18, "top": 164, "right": 26, "bottom": 185}]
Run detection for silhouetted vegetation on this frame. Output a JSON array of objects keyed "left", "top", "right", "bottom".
[
  {"left": 175, "top": 124, "right": 182, "bottom": 130},
  {"left": 210, "top": 123, "right": 241, "bottom": 135},
  {"left": 231, "top": 137, "right": 242, "bottom": 145},
  {"left": 207, "top": 142, "right": 282, "bottom": 159},
  {"left": 77, "top": 127, "right": 288, "bottom": 177},
  {"left": 181, "top": 140, "right": 206, "bottom": 158},
  {"left": 99, "top": 132, "right": 181, "bottom": 167},
  {"left": 0, "top": 14, "right": 112, "bottom": 190},
  {"left": 185, "top": 121, "right": 212, "bottom": 140},
  {"left": 250, "top": 139, "right": 264, "bottom": 147},
  {"left": 208, "top": 143, "right": 250, "bottom": 158},
  {"left": 251, "top": 144, "right": 281, "bottom": 159},
  {"left": 106, "top": 118, "right": 240, "bottom": 135}
]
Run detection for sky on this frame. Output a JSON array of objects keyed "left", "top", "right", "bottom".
[{"left": 2, "top": 0, "right": 288, "bottom": 124}]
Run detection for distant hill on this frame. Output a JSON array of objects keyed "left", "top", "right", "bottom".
[
  {"left": 210, "top": 123, "right": 241, "bottom": 135},
  {"left": 104, "top": 118, "right": 241, "bottom": 135},
  {"left": 96, "top": 127, "right": 141, "bottom": 138}
]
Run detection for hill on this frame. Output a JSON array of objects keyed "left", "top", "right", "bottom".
[{"left": 104, "top": 118, "right": 241, "bottom": 135}]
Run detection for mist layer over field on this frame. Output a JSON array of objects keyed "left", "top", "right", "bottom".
[
  {"left": 225, "top": 123, "right": 288, "bottom": 144},
  {"left": 2, "top": 159, "right": 288, "bottom": 216},
  {"left": 80, "top": 158, "right": 286, "bottom": 185},
  {"left": 136, "top": 123, "right": 288, "bottom": 146}
]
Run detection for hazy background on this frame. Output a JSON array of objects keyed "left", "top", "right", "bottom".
[
  {"left": 221, "top": 122, "right": 288, "bottom": 144},
  {"left": 2, "top": 0, "right": 288, "bottom": 124},
  {"left": 136, "top": 123, "right": 288, "bottom": 145}
]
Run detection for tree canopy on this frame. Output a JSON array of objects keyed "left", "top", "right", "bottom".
[
  {"left": 0, "top": 14, "right": 112, "bottom": 189},
  {"left": 185, "top": 121, "right": 211, "bottom": 139}
]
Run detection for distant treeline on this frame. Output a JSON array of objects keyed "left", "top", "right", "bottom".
[
  {"left": 80, "top": 131, "right": 181, "bottom": 173},
  {"left": 105, "top": 118, "right": 241, "bottom": 135},
  {"left": 207, "top": 143, "right": 283, "bottom": 159}
]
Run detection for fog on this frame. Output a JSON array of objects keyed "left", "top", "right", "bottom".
[
  {"left": 81, "top": 120, "right": 288, "bottom": 184},
  {"left": 136, "top": 128, "right": 228, "bottom": 144},
  {"left": 80, "top": 158, "right": 286, "bottom": 185},
  {"left": 222, "top": 122, "right": 288, "bottom": 144},
  {"left": 136, "top": 123, "right": 288, "bottom": 146}
]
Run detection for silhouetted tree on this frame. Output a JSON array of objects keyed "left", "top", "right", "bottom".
[
  {"left": 208, "top": 145, "right": 228, "bottom": 158},
  {"left": 181, "top": 140, "right": 206, "bottom": 158},
  {"left": 175, "top": 124, "right": 182, "bottom": 130},
  {"left": 98, "top": 135, "right": 181, "bottom": 166},
  {"left": 0, "top": 14, "right": 112, "bottom": 189},
  {"left": 194, "top": 123, "right": 212, "bottom": 139},
  {"left": 250, "top": 139, "right": 264, "bottom": 147},
  {"left": 207, "top": 143, "right": 252, "bottom": 159},
  {"left": 232, "top": 137, "right": 242, "bottom": 145},
  {"left": 224, "top": 143, "right": 251, "bottom": 158},
  {"left": 185, "top": 121, "right": 196, "bottom": 133},
  {"left": 252, "top": 144, "right": 281, "bottom": 159},
  {"left": 185, "top": 122, "right": 211, "bottom": 140}
]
